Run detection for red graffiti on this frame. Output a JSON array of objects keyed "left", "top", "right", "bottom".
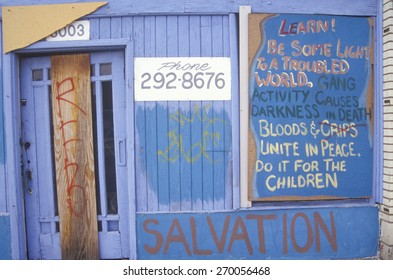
[
  {"left": 56, "top": 78, "right": 87, "bottom": 116},
  {"left": 55, "top": 77, "right": 87, "bottom": 217}
]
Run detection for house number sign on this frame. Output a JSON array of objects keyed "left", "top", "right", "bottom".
[
  {"left": 134, "top": 57, "right": 231, "bottom": 101},
  {"left": 46, "top": 20, "right": 90, "bottom": 41}
]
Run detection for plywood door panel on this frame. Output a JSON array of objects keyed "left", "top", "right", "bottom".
[{"left": 51, "top": 54, "right": 99, "bottom": 259}]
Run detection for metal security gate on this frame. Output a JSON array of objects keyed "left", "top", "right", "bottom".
[{"left": 20, "top": 51, "right": 130, "bottom": 259}]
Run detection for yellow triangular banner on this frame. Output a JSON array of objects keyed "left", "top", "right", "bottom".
[{"left": 2, "top": 2, "right": 107, "bottom": 53}]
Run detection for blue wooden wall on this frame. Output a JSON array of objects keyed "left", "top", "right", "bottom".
[
  {"left": 137, "top": 206, "right": 379, "bottom": 259},
  {"left": 133, "top": 16, "right": 234, "bottom": 212},
  {"left": 0, "top": 214, "right": 11, "bottom": 259},
  {"left": 0, "top": 0, "right": 378, "bottom": 17},
  {"left": 80, "top": 15, "right": 236, "bottom": 213},
  {"left": 0, "top": 0, "right": 381, "bottom": 260},
  {"left": 0, "top": 21, "right": 3, "bottom": 165},
  {"left": 0, "top": 21, "right": 6, "bottom": 215},
  {"left": 0, "top": 10, "right": 238, "bottom": 258}
]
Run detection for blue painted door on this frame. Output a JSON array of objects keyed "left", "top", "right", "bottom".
[{"left": 21, "top": 51, "right": 130, "bottom": 259}]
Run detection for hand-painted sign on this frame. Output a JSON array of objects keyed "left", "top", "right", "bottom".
[
  {"left": 137, "top": 206, "right": 378, "bottom": 259},
  {"left": 249, "top": 14, "right": 374, "bottom": 201},
  {"left": 134, "top": 57, "right": 231, "bottom": 101}
]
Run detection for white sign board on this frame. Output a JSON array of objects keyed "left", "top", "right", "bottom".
[
  {"left": 134, "top": 57, "right": 231, "bottom": 101},
  {"left": 46, "top": 20, "right": 90, "bottom": 41}
]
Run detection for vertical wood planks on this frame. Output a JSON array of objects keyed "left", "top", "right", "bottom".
[
  {"left": 155, "top": 16, "right": 170, "bottom": 211},
  {"left": 201, "top": 16, "right": 214, "bottom": 210},
  {"left": 51, "top": 54, "right": 99, "bottom": 259},
  {"left": 99, "top": 18, "right": 111, "bottom": 39},
  {"left": 167, "top": 16, "right": 181, "bottom": 211},
  {"left": 144, "top": 16, "right": 159, "bottom": 212},
  {"left": 0, "top": 21, "right": 5, "bottom": 212},
  {"left": 134, "top": 16, "right": 148, "bottom": 213},
  {"left": 212, "top": 16, "right": 224, "bottom": 209},
  {"left": 133, "top": 15, "right": 233, "bottom": 213},
  {"left": 178, "top": 16, "right": 192, "bottom": 211},
  {"left": 189, "top": 16, "right": 204, "bottom": 210}
]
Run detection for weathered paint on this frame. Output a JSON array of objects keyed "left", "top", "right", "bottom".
[
  {"left": 134, "top": 15, "right": 234, "bottom": 212},
  {"left": 0, "top": 1, "right": 379, "bottom": 17},
  {"left": 0, "top": 27, "right": 4, "bottom": 164},
  {"left": 0, "top": 214, "right": 11, "bottom": 259},
  {"left": 0, "top": 80, "right": 3, "bottom": 163},
  {"left": 137, "top": 206, "right": 379, "bottom": 259},
  {"left": 21, "top": 52, "right": 128, "bottom": 260},
  {"left": 51, "top": 54, "right": 99, "bottom": 259},
  {"left": 0, "top": 0, "right": 382, "bottom": 260},
  {"left": 136, "top": 103, "right": 232, "bottom": 210},
  {"left": 0, "top": 21, "right": 5, "bottom": 215}
]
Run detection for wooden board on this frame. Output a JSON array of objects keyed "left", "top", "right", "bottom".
[
  {"left": 2, "top": 2, "right": 107, "bottom": 53},
  {"left": 51, "top": 54, "right": 99, "bottom": 259}
]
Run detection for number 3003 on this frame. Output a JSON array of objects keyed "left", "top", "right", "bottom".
[{"left": 50, "top": 24, "right": 85, "bottom": 38}]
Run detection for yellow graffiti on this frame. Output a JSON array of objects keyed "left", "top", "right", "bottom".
[{"left": 158, "top": 104, "right": 225, "bottom": 163}]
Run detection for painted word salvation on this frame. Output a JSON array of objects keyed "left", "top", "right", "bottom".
[
  {"left": 137, "top": 207, "right": 378, "bottom": 259},
  {"left": 248, "top": 14, "right": 374, "bottom": 201},
  {"left": 134, "top": 57, "right": 231, "bottom": 101}
]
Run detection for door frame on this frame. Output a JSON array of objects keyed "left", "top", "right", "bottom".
[{"left": 3, "top": 38, "right": 136, "bottom": 259}]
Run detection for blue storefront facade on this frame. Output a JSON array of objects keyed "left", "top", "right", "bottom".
[{"left": 0, "top": 0, "right": 384, "bottom": 259}]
